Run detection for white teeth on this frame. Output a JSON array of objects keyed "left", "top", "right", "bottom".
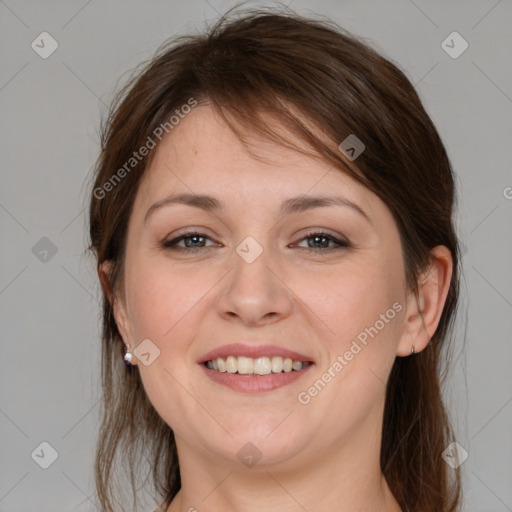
[
  {"left": 253, "top": 357, "right": 272, "bottom": 375},
  {"left": 292, "top": 360, "right": 303, "bottom": 371},
  {"left": 237, "top": 356, "right": 253, "bottom": 374},
  {"left": 205, "top": 356, "right": 310, "bottom": 375},
  {"left": 217, "top": 357, "right": 226, "bottom": 372},
  {"left": 226, "top": 356, "right": 237, "bottom": 373},
  {"left": 271, "top": 356, "right": 283, "bottom": 373}
]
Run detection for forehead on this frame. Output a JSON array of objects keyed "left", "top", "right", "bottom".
[{"left": 134, "top": 104, "right": 375, "bottom": 216}]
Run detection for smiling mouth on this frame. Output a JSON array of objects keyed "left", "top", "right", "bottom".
[{"left": 204, "top": 356, "right": 313, "bottom": 376}]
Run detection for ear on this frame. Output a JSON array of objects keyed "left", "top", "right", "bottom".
[
  {"left": 396, "top": 245, "right": 453, "bottom": 357},
  {"left": 98, "top": 260, "right": 138, "bottom": 365}
]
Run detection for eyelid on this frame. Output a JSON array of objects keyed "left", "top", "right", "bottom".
[
  {"left": 296, "top": 227, "right": 348, "bottom": 243},
  {"left": 292, "top": 229, "right": 350, "bottom": 250},
  {"left": 163, "top": 226, "right": 216, "bottom": 242},
  {"left": 163, "top": 229, "right": 218, "bottom": 248}
]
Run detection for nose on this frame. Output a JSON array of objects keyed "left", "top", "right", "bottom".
[{"left": 216, "top": 242, "right": 294, "bottom": 327}]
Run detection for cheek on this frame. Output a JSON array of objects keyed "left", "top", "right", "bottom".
[
  {"left": 125, "top": 255, "right": 219, "bottom": 366},
  {"left": 303, "top": 256, "right": 404, "bottom": 349},
  {"left": 124, "top": 255, "right": 190, "bottom": 341},
  {"left": 297, "top": 257, "right": 404, "bottom": 418}
]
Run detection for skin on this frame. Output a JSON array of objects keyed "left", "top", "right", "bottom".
[{"left": 102, "top": 104, "right": 452, "bottom": 512}]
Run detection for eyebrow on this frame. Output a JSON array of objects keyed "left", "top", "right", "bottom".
[{"left": 144, "top": 192, "right": 371, "bottom": 224}]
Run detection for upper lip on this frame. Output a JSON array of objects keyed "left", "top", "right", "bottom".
[{"left": 198, "top": 343, "right": 314, "bottom": 364}]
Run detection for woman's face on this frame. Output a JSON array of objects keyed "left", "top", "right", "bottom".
[{"left": 113, "top": 104, "right": 411, "bottom": 470}]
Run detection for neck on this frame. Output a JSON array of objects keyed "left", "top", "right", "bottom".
[{"left": 165, "top": 415, "right": 402, "bottom": 512}]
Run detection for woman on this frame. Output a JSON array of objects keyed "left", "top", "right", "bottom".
[{"left": 88, "top": 7, "right": 463, "bottom": 512}]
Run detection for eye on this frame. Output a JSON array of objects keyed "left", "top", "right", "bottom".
[
  {"left": 162, "top": 231, "right": 218, "bottom": 251},
  {"left": 294, "top": 230, "right": 350, "bottom": 253},
  {"left": 162, "top": 230, "right": 350, "bottom": 254}
]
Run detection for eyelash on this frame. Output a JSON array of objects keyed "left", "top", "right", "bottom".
[{"left": 162, "top": 230, "right": 350, "bottom": 254}]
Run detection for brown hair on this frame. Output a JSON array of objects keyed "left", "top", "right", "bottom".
[{"left": 88, "top": 6, "right": 463, "bottom": 511}]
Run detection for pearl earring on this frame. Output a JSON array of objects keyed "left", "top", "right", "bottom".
[{"left": 123, "top": 343, "right": 134, "bottom": 366}]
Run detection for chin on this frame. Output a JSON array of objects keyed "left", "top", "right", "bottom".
[{"left": 201, "top": 422, "right": 311, "bottom": 468}]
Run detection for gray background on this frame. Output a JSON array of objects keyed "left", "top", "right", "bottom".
[{"left": 1, "top": 0, "right": 511, "bottom": 511}]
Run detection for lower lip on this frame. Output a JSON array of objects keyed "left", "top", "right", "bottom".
[{"left": 199, "top": 363, "right": 314, "bottom": 393}]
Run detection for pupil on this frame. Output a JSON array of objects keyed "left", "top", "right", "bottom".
[
  {"left": 310, "top": 235, "right": 327, "bottom": 248},
  {"left": 186, "top": 236, "right": 203, "bottom": 247}
]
